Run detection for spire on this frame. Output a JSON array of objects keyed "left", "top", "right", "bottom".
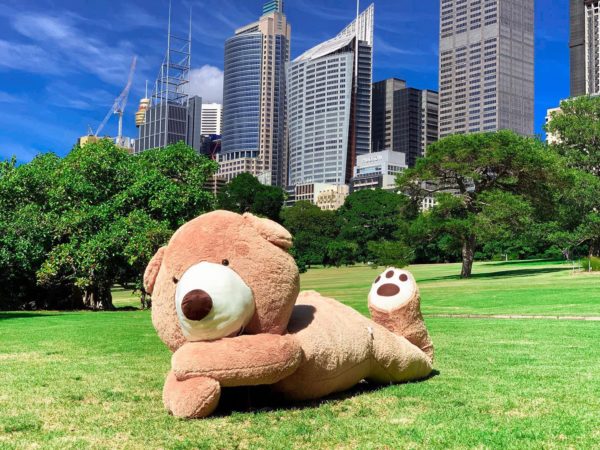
[{"left": 262, "top": 0, "right": 283, "bottom": 15}]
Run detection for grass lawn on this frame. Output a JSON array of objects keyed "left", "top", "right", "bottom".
[
  {"left": 303, "top": 260, "right": 600, "bottom": 317},
  {"left": 1, "top": 261, "right": 599, "bottom": 449}
]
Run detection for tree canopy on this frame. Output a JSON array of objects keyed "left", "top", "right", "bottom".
[
  {"left": 397, "top": 130, "right": 565, "bottom": 278},
  {"left": 218, "top": 172, "right": 285, "bottom": 222},
  {"left": 545, "top": 96, "right": 600, "bottom": 256},
  {"left": 0, "top": 140, "right": 217, "bottom": 310}
]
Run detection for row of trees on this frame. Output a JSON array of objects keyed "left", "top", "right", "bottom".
[
  {"left": 276, "top": 97, "right": 600, "bottom": 278},
  {"left": 0, "top": 141, "right": 218, "bottom": 310},
  {"left": 1, "top": 96, "right": 599, "bottom": 309}
]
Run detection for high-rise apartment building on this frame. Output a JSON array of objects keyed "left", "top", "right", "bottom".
[
  {"left": 371, "top": 79, "right": 438, "bottom": 167},
  {"left": 219, "top": 0, "right": 290, "bottom": 186},
  {"left": 438, "top": 0, "right": 534, "bottom": 138},
  {"left": 570, "top": 0, "right": 600, "bottom": 96},
  {"left": 201, "top": 103, "right": 223, "bottom": 135},
  {"left": 287, "top": 4, "right": 374, "bottom": 187}
]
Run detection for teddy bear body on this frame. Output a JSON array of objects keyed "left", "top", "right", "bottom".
[{"left": 144, "top": 210, "right": 434, "bottom": 418}]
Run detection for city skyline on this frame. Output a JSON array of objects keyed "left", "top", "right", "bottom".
[{"left": 0, "top": 0, "right": 570, "bottom": 162}]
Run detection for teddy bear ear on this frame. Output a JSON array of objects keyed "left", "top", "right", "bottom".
[
  {"left": 243, "top": 213, "right": 293, "bottom": 250},
  {"left": 144, "top": 246, "right": 166, "bottom": 295}
]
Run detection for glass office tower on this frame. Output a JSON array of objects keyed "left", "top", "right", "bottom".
[
  {"left": 219, "top": 0, "right": 290, "bottom": 186},
  {"left": 287, "top": 4, "right": 374, "bottom": 187}
]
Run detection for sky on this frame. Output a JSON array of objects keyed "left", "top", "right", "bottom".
[{"left": 0, "top": 0, "right": 569, "bottom": 162}]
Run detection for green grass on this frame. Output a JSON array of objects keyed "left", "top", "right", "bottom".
[
  {"left": 1, "top": 261, "right": 599, "bottom": 449},
  {"left": 303, "top": 260, "right": 600, "bottom": 317}
]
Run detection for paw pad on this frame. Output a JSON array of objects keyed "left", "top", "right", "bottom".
[{"left": 368, "top": 267, "right": 417, "bottom": 312}]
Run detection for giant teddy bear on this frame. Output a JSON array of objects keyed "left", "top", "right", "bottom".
[{"left": 144, "top": 210, "right": 434, "bottom": 419}]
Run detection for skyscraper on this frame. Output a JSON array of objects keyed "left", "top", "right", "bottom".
[
  {"left": 135, "top": 9, "right": 202, "bottom": 154},
  {"left": 571, "top": 0, "right": 600, "bottom": 96},
  {"left": 219, "top": 0, "right": 290, "bottom": 186},
  {"left": 438, "top": 0, "right": 534, "bottom": 138},
  {"left": 201, "top": 103, "right": 223, "bottom": 135},
  {"left": 371, "top": 78, "right": 438, "bottom": 167},
  {"left": 287, "top": 4, "right": 374, "bottom": 187}
]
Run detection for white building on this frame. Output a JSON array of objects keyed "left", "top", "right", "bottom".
[
  {"left": 545, "top": 106, "right": 562, "bottom": 144},
  {"left": 350, "top": 150, "right": 407, "bottom": 192},
  {"left": 201, "top": 103, "right": 223, "bottom": 135},
  {"left": 287, "top": 4, "right": 374, "bottom": 187}
]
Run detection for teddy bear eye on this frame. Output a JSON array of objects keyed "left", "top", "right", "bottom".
[
  {"left": 172, "top": 277, "right": 179, "bottom": 284},
  {"left": 222, "top": 259, "right": 230, "bottom": 266}
]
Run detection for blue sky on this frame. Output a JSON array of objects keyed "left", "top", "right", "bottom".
[{"left": 1, "top": 0, "right": 568, "bottom": 162}]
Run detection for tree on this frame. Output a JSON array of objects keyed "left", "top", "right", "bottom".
[
  {"left": 218, "top": 173, "right": 285, "bottom": 222},
  {"left": 337, "top": 189, "right": 406, "bottom": 262},
  {"left": 397, "top": 131, "right": 564, "bottom": 278},
  {"left": 281, "top": 201, "right": 338, "bottom": 268},
  {"left": 0, "top": 153, "right": 63, "bottom": 309},
  {"left": 367, "top": 240, "right": 413, "bottom": 269},
  {"left": 326, "top": 240, "right": 358, "bottom": 267},
  {"left": 545, "top": 96, "right": 600, "bottom": 256},
  {"left": 0, "top": 140, "right": 218, "bottom": 311},
  {"left": 545, "top": 96, "right": 600, "bottom": 177}
]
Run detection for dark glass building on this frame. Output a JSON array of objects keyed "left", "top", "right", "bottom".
[{"left": 371, "top": 79, "right": 438, "bottom": 167}]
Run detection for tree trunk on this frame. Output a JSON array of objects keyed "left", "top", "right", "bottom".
[
  {"left": 82, "top": 285, "right": 115, "bottom": 311},
  {"left": 140, "top": 289, "right": 151, "bottom": 310},
  {"left": 590, "top": 239, "right": 599, "bottom": 258},
  {"left": 461, "top": 235, "right": 476, "bottom": 279}
]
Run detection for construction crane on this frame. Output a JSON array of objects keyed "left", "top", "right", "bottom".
[{"left": 94, "top": 56, "right": 137, "bottom": 147}]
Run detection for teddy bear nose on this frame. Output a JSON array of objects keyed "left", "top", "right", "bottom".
[
  {"left": 377, "top": 284, "right": 400, "bottom": 297},
  {"left": 181, "top": 289, "right": 213, "bottom": 321}
]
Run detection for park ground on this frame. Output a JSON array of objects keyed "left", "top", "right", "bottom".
[{"left": 0, "top": 260, "right": 599, "bottom": 449}]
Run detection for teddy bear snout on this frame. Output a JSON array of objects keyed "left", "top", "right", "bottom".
[{"left": 181, "top": 289, "right": 213, "bottom": 321}]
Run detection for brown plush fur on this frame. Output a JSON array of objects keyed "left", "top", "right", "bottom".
[
  {"left": 146, "top": 210, "right": 434, "bottom": 418},
  {"left": 368, "top": 272, "right": 434, "bottom": 362},
  {"left": 147, "top": 210, "right": 299, "bottom": 352}
]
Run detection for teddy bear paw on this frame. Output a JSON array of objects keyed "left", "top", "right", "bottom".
[
  {"left": 368, "top": 267, "right": 434, "bottom": 362},
  {"left": 163, "top": 371, "right": 221, "bottom": 419}
]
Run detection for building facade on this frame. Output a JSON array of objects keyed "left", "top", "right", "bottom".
[
  {"left": 371, "top": 79, "right": 438, "bottom": 167},
  {"left": 135, "top": 11, "right": 194, "bottom": 153},
  {"left": 201, "top": 103, "right": 223, "bottom": 135},
  {"left": 219, "top": 0, "right": 290, "bottom": 186},
  {"left": 350, "top": 150, "right": 407, "bottom": 192},
  {"left": 545, "top": 106, "right": 562, "bottom": 144},
  {"left": 571, "top": 0, "right": 600, "bottom": 96},
  {"left": 285, "top": 183, "right": 349, "bottom": 210},
  {"left": 287, "top": 4, "right": 374, "bottom": 187},
  {"left": 438, "top": 0, "right": 534, "bottom": 138}
]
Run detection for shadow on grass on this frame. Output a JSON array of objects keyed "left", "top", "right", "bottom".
[
  {"left": 0, "top": 312, "right": 62, "bottom": 320},
  {"left": 482, "top": 259, "right": 562, "bottom": 267},
  {"left": 419, "top": 267, "right": 567, "bottom": 283},
  {"left": 213, "top": 370, "right": 440, "bottom": 417}
]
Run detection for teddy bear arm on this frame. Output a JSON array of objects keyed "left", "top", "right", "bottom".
[
  {"left": 172, "top": 334, "right": 303, "bottom": 387},
  {"left": 163, "top": 371, "right": 221, "bottom": 419}
]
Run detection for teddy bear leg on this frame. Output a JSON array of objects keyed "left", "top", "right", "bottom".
[
  {"left": 163, "top": 371, "right": 221, "bottom": 419},
  {"left": 368, "top": 325, "right": 433, "bottom": 384},
  {"left": 368, "top": 268, "right": 434, "bottom": 362}
]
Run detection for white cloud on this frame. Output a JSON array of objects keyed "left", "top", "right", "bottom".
[
  {"left": 0, "top": 91, "right": 23, "bottom": 103},
  {"left": 187, "top": 65, "right": 224, "bottom": 103},
  {"left": 7, "top": 13, "right": 136, "bottom": 86},
  {"left": 0, "top": 39, "right": 61, "bottom": 74}
]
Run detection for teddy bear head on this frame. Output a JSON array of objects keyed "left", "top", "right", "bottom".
[{"left": 144, "top": 210, "right": 300, "bottom": 352}]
